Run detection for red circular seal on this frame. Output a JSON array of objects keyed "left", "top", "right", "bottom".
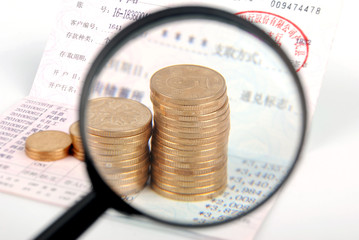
[{"left": 236, "top": 11, "right": 309, "bottom": 72}]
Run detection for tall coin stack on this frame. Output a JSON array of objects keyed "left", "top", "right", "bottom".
[
  {"left": 86, "top": 97, "right": 152, "bottom": 195},
  {"left": 150, "top": 65, "right": 230, "bottom": 201}
]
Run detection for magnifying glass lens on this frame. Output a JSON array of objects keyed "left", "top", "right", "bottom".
[{"left": 81, "top": 12, "right": 306, "bottom": 226}]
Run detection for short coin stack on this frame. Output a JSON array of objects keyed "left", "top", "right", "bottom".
[
  {"left": 25, "top": 130, "right": 72, "bottom": 161},
  {"left": 150, "top": 64, "right": 230, "bottom": 201},
  {"left": 69, "top": 121, "right": 85, "bottom": 161},
  {"left": 86, "top": 97, "right": 152, "bottom": 195}
]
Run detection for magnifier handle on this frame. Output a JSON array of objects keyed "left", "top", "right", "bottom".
[{"left": 34, "top": 190, "right": 107, "bottom": 240}]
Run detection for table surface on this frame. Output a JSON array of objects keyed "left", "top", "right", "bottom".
[{"left": 0, "top": 1, "right": 358, "bottom": 239}]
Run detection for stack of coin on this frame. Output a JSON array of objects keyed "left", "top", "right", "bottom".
[
  {"left": 86, "top": 97, "right": 152, "bottom": 195},
  {"left": 69, "top": 121, "right": 85, "bottom": 161},
  {"left": 150, "top": 64, "right": 230, "bottom": 201},
  {"left": 25, "top": 130, "right": 72, "bottom": 161}
]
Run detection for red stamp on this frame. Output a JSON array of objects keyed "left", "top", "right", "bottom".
[{"left": 236, "top": 11, "right": 309, "bottom": 72}]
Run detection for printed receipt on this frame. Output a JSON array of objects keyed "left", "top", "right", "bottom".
[{"left": 0, "top": 0, "right": 343, "bottom": 239}]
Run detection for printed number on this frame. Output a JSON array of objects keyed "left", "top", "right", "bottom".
[{"left": 270, "top": 1, "right": 321, "bottom": 14}]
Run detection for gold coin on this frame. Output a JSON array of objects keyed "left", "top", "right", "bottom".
[
  {"left": 88, "top": 137, "right": 149, "bottom": 149},
  {"left": 150, "top": 65, "right": 226, "bottom": 105},
  {"left": 87, "top": 128, "right": 151, "bottom": 145},
  {"left": 151, "top": 182, "right": 226, "bottom": 201},
  {"left": 90, "top": 141, "right": 149, "bottom": 151},
  {"left": 155, "top": 173, "right": 226, "bottom": 187},
  {"left": 151, "top": 163, "right": 226, "bottom": 180},
  {"left": 153, "top": 107, "right": 230, "bottom": 128},
  {"left": 69, "top": 121, "right": 81, "bottom": 139},
  {"left": 152, "top": 177, "right": 226, "bottom": 194},
  {"left": 153, "top": 124, "right": 229, "bottom": 139},
  {"left": 105, "top": 172, "right": 148, "bottom": 185},
  {"left": 151, "top": 94, "right": 228, "bottom": 116},
  {"left": 150, "top": 90, "right": 228, "bottom": 112},
  {"left": 152, "top": 134, "right": 227, "bottom": 151},
  {"left": 25, "top": 131, "right": 72, "bottom": 161},
  {"left": 152, "top": 140, "right": 227, "bottom": 157},
  {"left": 155, "top": 173, "right": 227, "bottom": 187},
  {"left": 153, "top": 101, "right": 229, "bottom": 122},
  {"left": 154, "top": 114, "right": 229, "bottom": 134},
  {"left": 72, "top": 148, "right": 85, "bottom": 161},
  {"left": 72, "top": 152, "right": 85, "bottom": 161},
  {"left": 69, "top": 121, "right": 84, "bottom": 151},
  {"left": 110, "top": 176, "right": 148, "bottom": 195},
  {"left": 95, "top": 150, "right": 149, "bottom": 165},
  {"left": 103, "top": 165, "right": 149, "bottom": 180},
  {"left": 89, "top": 144, "right": 148, "bottom": 156},
  {"left": 152, "top": 153, "right": 226, "bottom": 169},
  {"left": 151, "top": 167, "right": 226, "bottom": 184},
  {"left": 91, "top": 147, "right": 149, "bottom": 162},
  {"left": 25, "top": 149, "right": 69, "bottom": 161},
  {"left": 96, "top": 158, "right": 149, "bottom": 174},
  {"left": 152, "top": 160, "right": 226, "bottom": 175},
  {"left": 25, "top": 147, "right": 70, "bottom": 157},
  {"left": 87, "top": 97, "right": 152, "bottom": 137},
  {"left": 72, "top": 142, "right": 84, "bottom": 153},
  {"left": 151, "top": 147, "right": 226, "bottom": 163},
  {"left": 152, "top": 127, "right": 229, "bottom": 146}
]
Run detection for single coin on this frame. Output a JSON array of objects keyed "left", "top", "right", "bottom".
[
  {"left": 89, "top": 143, "right": 148, "bottom": 156},
  {"left": 154, "top": 173, "right": 227, "bottom": 187},
  {"left": 152, "top": 127, "right": 229, "bottom": 146},
  {"left": 151, "top": 169, "right": 226, "bottom": 184},
  {"left": 152, "top": 154, "right": 226, "bottom": 169},
  {"left": 25, "top": 149, "right": 69, "bottom": 161},
  {"left": 88, "top": 141, "right": 147, "bottom": 153},
  {"left": 153, "top": 108, "right": 230, "bottom": 128},
  {"left": 151, "top": 182, "right": 226, "bottom": 201},
  {"left": 25, "top": 131, "right": 72, "bottom": 161},
  {"left": 95, "top": 150, "right": 149, "bottom": 166},
  {"left": 110, "top": 177, "right": 148, "bottom": 195},
  {"left": 103, "top": 165, "right": 150, "bottom": 180},
  {"left": 150, "top": 90, "right": 228, "bottom": 111},
  {"left": 105, "top": 172, "right": 149, "bottom": 185},
  {"left": 25, "top": 147, "right": 70, "bottom": 157},
  {"left": 154, "top": 117, "right": 229, "bottom": 135},
  {"left": 151, "top": 94, "right": 228, "bottom": 116},
  {"left": 72, "top": 148, "right": 85, "bottom": 161},
  {"left": 152, "top": 177, "right": 226, "bottom": 194},
  {"left": 153, "top": 101, "right": 229, "bottom": 122},
  {"left": 87, "top": 128, "right": 152, "bottom": 145},
  {"left": 151, "top": 163, "right": 227, "bottom": 181},
  {"left": 96, "top": 158, "right": 149, "bottom": 174},
  {"left": 151, "top": 140, "right": 227, "bottom": 157},
  {"left": 152, "top": 134, "right": 227, "bottom": 151},
  {"left": 88, "top": 137, "right": 149, "bottom": 149},
  {"left": 72, "top": 142, "right": 84, "bottom": 153},
  {"left": 154, "top": 123, "right": 229, "bottom": 139},
  {"left": 91, "top": 147, "right": 149, "bottom": 162},
  {"left": 87, "top": 97, "right": 152, "bottom": 137},
  {"left": 151, "top": 148, "right": 226, "bottom": 163},
  {"left": 150, "top": 65, "right": 226, "bottom": 105},
  {"left": 152, "top": 160, "right": 226, "bottom": 175}
]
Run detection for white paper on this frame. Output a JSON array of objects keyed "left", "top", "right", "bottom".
[{"left": 0, "top": 0, "right": 343, "bottom": 239}]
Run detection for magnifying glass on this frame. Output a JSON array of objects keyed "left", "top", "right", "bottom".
[{"left": 35, "top": 6, "right": 307, "bottom": 239}]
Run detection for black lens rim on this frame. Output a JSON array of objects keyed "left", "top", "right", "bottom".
[{"left": 79, "top": 6, "right": 308, "bottom": 227}]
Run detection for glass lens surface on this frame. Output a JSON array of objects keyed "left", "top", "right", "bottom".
[{"left": 82, "top": 14, "right": 305, "bottom": 225}]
